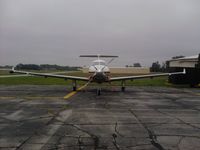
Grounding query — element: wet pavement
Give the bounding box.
[0,85,200,150]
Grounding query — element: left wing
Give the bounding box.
[110,69,186,82]
[10,67,89,81]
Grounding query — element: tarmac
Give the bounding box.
[0,85,200,150]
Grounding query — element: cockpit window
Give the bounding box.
[100,62,105,65]
[93,61,106,66]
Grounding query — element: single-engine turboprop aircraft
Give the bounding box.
[10,55,186,95]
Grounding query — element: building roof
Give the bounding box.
[168,54,199,68]
[169,55,199,62]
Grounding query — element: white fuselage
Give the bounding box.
[88,59,110,83]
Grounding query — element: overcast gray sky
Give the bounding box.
[0,0,200,67]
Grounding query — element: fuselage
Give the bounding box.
[88,59,110,83]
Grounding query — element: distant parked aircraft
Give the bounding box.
[10,55,186,95]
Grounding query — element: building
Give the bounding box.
[168,55,199,68]
[167,54,200,86]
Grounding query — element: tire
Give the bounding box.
[121,87,125,92]
[97,89,101,96]
[73,86,77,91]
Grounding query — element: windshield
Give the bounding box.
[93,61,106,66]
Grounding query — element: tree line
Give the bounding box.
[125,61,168,72]
[11,64,80,71]
[126,55,191,72]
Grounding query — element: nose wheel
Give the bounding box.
[96,87,101,96]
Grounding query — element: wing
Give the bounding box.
[10,67,89,81]
[110,69,186,82]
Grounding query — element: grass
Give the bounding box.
[0,76,71,85]
[0,75,175,87]
[0,70,11,75]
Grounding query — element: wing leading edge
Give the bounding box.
[10,67,89,81]
[110,69,186,82]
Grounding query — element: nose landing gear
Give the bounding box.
[96,87,101,96]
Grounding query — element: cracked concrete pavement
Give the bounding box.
[0,85,200,150]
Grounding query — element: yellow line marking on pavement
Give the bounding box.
[64,84,88,99]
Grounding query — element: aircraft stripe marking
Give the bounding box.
[64,84,87,99]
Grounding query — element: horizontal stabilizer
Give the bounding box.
[80,55,118,58]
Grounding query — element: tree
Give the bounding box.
[150,61,161,72]
[133,63,141,67]
[16,64,41,70]
[160,62,167,72]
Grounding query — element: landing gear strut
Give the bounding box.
[97,87,101,96]
[72,80,77,91]
[121,81,125,92]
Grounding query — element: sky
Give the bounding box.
[0,0,200,67]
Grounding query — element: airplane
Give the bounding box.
[10,55,186,95]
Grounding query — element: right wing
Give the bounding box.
[110,69,186,82]
[10,67,89,81]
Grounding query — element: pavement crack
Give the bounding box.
[126,144,152,149]
[114,122,124,137]
[77,136,84,150]
[15,134,34,150]
[155,134,200,139]
[44,106,71,125]
[112,133,120,150]
[70,124,100,150]
[155,109,200,130]
[18,115,53,122]
[129,109,165,150]
[177,136,184,150]
[167,96,200,112]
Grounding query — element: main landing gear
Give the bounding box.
[96,81,126,96]
[121,81,126,92]
[72,80,77,91]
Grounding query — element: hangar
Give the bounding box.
[167,54,200,86]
